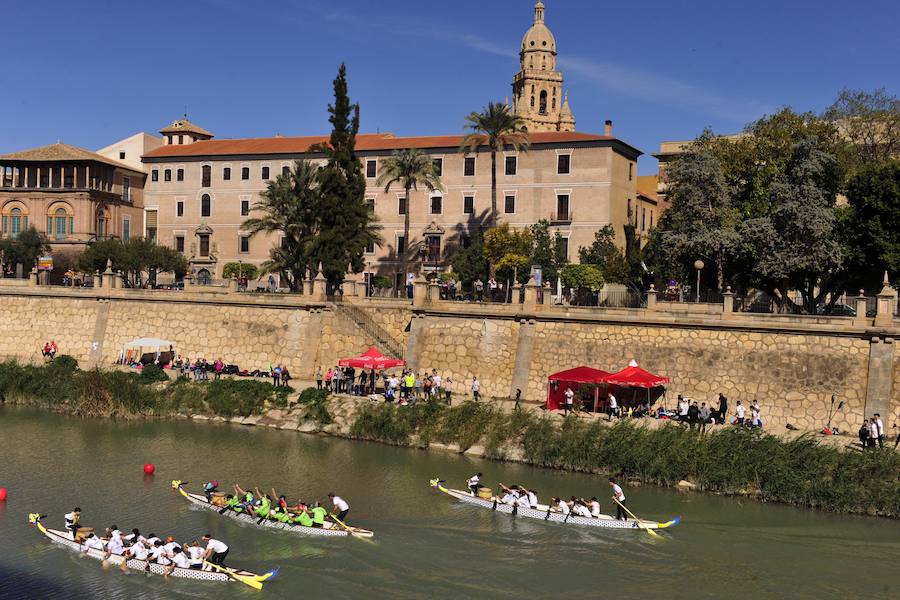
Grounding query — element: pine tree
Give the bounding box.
[314,63,381,286]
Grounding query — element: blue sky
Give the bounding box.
[1,0,897,174]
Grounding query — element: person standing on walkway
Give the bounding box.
[607,392,618,419]
[443,376,453,405]
[472,376,480,401]
[609,478,627,521]
[735,401,746,426]
[698,402,710,433]
[751,400,762,428]
[717,393,728,424]
[868,417,879,449]
[873,414,885,447]
[859,419,870,450]
[316,367,323,390]
[563,387,574,415]
[687,401,700,430]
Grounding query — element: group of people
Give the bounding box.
[270,364,292,387]
[318,365,466,405]
[203,481,351,528]
[674,394,763,430]
[318,365,370,395]
[64,508,230,571]
[40,340,58,362]
[466,474,631,521]
[859,414,890,449]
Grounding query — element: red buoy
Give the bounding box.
[143,463,156,475]
[0,487,7,501]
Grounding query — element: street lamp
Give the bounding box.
[694,260,705,302]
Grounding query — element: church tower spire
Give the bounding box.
[511,2,575,132]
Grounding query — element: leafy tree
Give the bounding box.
[578,225,630,284]
[824,88,900,176]
[529,220,566,284]
[77,238,187,288]
[842,161,900,285]
[741,138,843,311]
[560,263,604,305]
[651,148,739,291]
[376,148,443,285]
[448,228,487,287]
[460,102,529,228]
[243,160,320,291]
[0,226,49,276]
[484,224,533,283]
[313,63,382,287]
[221,262,260,280]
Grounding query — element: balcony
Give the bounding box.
[549,211,572,225]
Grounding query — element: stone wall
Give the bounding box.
[0,286,896,434]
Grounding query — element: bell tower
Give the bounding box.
[512,2,575,132]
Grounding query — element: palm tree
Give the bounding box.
[243,160,320,291]
[460,102,530,228]
[376,148,443,293]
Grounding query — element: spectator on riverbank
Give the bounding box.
[332,367,342,393]
[316,367,323,390]
[358,370,367,396]
[281,366,291,388]
[688,401,700,429]
[214,359,224,380]
[717,393,728,424]
[873,414,885,447]
[563,386,574,415]
[751,400,762,429]
[859,419,870,450]
[699,402,710,433]
[678,395,689,422]
[443,377,453,405]
[472,376,480,401]
[324,367,333,391]
[607,392,618,419]
[735,401,746,425]
[868,418,879,449]
[474,279,484,302]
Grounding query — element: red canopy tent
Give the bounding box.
[338,346,407,370]
[605,364,670,413]
[604,365,671,388]
[546,366,611,411]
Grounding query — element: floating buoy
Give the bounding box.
[143,463,156,475]
[0,487,7,501]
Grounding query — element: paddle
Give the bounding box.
[613,498,660,538]
[203,560,263,590]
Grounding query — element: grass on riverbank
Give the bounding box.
[0,357,291,419]
[349,400,900,517]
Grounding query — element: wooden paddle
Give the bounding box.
[613,498,660,538]
[203,560,263,590]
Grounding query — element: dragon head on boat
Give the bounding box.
[170,480,183,489]
[429,478,440,488]
[28,513,42,526]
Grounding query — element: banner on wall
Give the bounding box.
[37,256,53,271]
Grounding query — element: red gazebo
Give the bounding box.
[338,346,407,370]
[605,363,670,411]
[546,366,611,411]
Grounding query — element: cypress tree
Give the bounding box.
[314,63,380,287]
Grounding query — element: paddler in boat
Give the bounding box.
[609,478,627,520]
[233,484,256,509]
[82,532,105,553]
[251,490,273,520]
[103,525,125,559]
[167,546,192,574]
[550,497,571,517]
[328,492,350,522]
[123,537,150,561]
[467,472,482,495]
[570,497,592,518]
[64,507,81,540]
[223,493,243,513]
[584,496,602,518]
[519,485,539,508]
[310,502,329,527]
[185,540,206,569]
[202,479,219,501]
[292,506,315,527]
[498,484,519,505]
[271,486,310,514]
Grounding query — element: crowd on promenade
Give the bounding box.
[315,365,464,405]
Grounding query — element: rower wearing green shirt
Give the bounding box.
[224,494,243,513]
[254,494,272,519]
[310,502,328,527]
[293,508,314,527]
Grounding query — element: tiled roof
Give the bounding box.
[142,131,638,159]
[160,118,213,137]
[0,142,141,172]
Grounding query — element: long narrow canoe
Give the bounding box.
[430,479,681,531]
[172,481,374,539]
[28,513,277,587]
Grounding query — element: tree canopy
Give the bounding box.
[77,238,187,288]
[0,226,48,276]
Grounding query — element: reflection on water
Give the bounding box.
[0,407,897,599]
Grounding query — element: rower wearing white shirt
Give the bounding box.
[149,541,171,565]
[187,541,206,570]
[169,547,191,570]
[124,528,147,546]
[571,499,591,518]
[554,498,570,515]
[125,540,149,561]
[63,507,81,540]
[499,489,518,505]
[467,472,482,495]
[105,533,124,557]
[588,497,602,518]
[515,493,530,509]
[163,536,181,555]
[82,533,105,552]
[523,488,538,508]
[145,533,161,547]
[202,534,229,567]
[328,493,351,522]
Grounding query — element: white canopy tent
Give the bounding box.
[119,337,176,365]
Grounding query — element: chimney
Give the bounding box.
[604,120,613,136]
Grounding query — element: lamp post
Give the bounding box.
[694,259,704,303]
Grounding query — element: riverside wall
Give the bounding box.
[0,284,897,433]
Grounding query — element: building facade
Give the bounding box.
[141,128,642,284]
[0,143,146,273]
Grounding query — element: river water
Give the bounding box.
[0,407,897,599]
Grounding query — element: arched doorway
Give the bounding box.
[196,269,212,285]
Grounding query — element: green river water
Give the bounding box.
[0,407,897,599]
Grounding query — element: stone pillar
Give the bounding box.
[94,270,103,289]
[312,267,327,302]
[646,284,658,311]
[184,273,194,290]
[722,286,734,318]
[345,276,357,298]
[512,281,522,304]
[227,277,239,293]
[303,276,313,296]
[112,271,123,289]
[853,290,869,328]
[510,318,536,400]
[874,272,897,328]
[405,312,427,372]
[29,267,39,286]
[865,336,895,421]
[523,276,539,310]
[542,282,551,306]
[428,280,441,304]
[412,275,428,308]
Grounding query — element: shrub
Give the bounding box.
[139,364,170,384]
[297,387,329,404]
[52,355,79,372]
